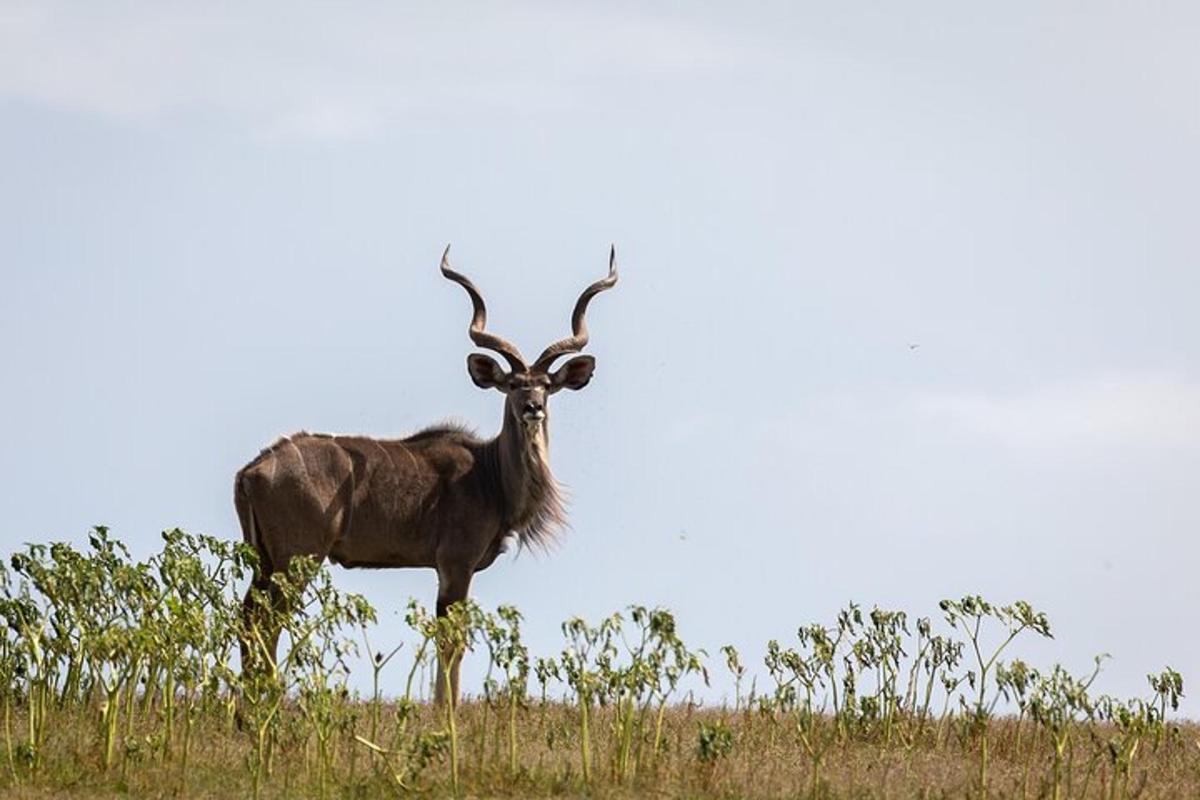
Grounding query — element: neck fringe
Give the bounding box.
[503,424,567,551]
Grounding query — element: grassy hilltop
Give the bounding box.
[0,528,1192,798]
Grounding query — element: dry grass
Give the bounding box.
[1,698,1196,799]
[0,537,1188,798]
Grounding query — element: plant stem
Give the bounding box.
[579,691,592,784]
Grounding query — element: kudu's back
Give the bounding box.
[234,426,502,575]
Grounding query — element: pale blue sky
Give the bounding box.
[2,2,1197,711]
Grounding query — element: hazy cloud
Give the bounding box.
[0,2,774,140]
[915,373,1200,449]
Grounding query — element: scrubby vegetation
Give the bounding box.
[0,528,1192,798]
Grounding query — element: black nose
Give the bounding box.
[523,400,543,414]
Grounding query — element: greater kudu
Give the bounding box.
[235,246,617,703]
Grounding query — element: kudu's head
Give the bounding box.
[440,245,618,432]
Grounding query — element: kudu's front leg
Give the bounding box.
[433,566,473,707]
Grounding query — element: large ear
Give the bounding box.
[549,355,596,392]
[467,354,508,391]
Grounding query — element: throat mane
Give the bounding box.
[500,419,564,550]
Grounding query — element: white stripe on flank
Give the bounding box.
[242,477,259,550]
[248,503,259,549]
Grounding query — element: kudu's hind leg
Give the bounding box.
[240,574,287,676]
[433,567,473,707]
